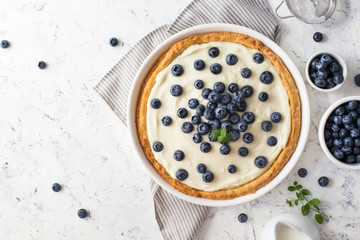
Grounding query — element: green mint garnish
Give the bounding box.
[210,127,231,143]
[285,181,327,224]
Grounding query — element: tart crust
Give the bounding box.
[136,32,301,200]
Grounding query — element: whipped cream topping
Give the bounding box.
[146,41,291,191]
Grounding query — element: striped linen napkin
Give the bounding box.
[95,0,280,239]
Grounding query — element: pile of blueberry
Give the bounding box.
[308,53,344,89]
[324,100,360,163]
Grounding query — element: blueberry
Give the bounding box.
[320,54,333,64]
[193,133,202,143]
[344,123,356,131]
[317,70,328,79]
[333,115,342,125]
[313,32,323,42]
[233,91,245,103]
[198,122,210,135]
[188,98,199,109]
[318,176,329,187]
[314,78,326,88]
[196,104,205,116]
[339,128,349,138]
[243,133,254,144]
[202,171,214,183]
[258,92,268,102]
[348,111,358,120]
[221,120,232,132]
[237,121,248,132]
[260,71,273,84]
[236,101,247,112]
[227,164,237,174]
[191,115,201,125]
[176,169,188,181]
[204,108,215,120]
[194,79,204,89]
[210,63,222,74]
[315,61,327,72]
[214,106,227,120]
[170,84,183,96]
[207,102,217,110]
[333,138,343,148]
[78,209,88,219]
[333,148,345,159]
[241,68,252,78]
[226,54,238,65]
[351,128,360,138]
[341,146,352,155]
[52,183,62,192]
[196,163,207,173]
[174,150,185,161]
[194,59,205,70]
[355,138,360,147]
[326,138,333,148]
[162,116,172,126]
[254,156,267,168]
[348,101,359,111]
[261,121,272,132]
[324,129,331,139]
[208,133,217,142]
[238,213,248,223]
[329,62,340,73]
[209,119,220,129]
[354,147,360,155]
[267,136,278,146]
[153,142,163,152]
[343,137,354,147]
[151,99,161,109]
[332,132,340,139]
[109,37,119,46]
[310,58,320,70]
[357,118,360,127]
[242,112,255,124]
[310,71,318,81]
[298,168,307,178]
[177,108,188,118]
[335,106,345,116]
[182,122,193,134]
[346,154,356,163]
[238,147,249,157]
[229,113,241,124]
[208,91,221,103]
[38,61,47,69]
[229,129,240,142]
[357,155,360,163]
[220,92,232,105]
[253,53,264,64]
[208,47,219,58]
[1,40,10,48]
[171,64,184,76]
[220,144,231,155]
[355,74,360,87]
[226,103,237,114]
[342,115,354,125]
[228,83,239,93]
[333,74,344,85]
[241,85,253,98]
[271,112,282,123]
[213,82,225,93]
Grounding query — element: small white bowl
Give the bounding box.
[305,51,347,92]
[318,96,360,170]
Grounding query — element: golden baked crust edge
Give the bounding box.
[136,32,302,200]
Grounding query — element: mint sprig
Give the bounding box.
[210,127,231,143]
[286,181,327,224]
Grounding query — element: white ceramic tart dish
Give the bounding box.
[128,24,310,207]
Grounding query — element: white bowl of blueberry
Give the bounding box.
[319,96,360,170]
[306,51,347,92]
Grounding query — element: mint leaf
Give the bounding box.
[210,129,221,139]
[286,199,292,207]
[315,213,324,224]
[218,135,224,143]
[301,189,310,196]
[293,181,298,186]
[221,134,232,143]
[288,186,296,192]
[308,198,320,206]
[220,127,227,136]
[295,184,303,190]
[294,199,298,206]
[296,192,304,201]
[301,204,310,216]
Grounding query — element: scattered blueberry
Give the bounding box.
[52,183,62,192]
[220,92,232,105]
[109,37,119,46]
[174,150,185,161]
[191,115,201,125]
[318,176,329,187]
[208,91,221,103]
[38,61,47,69]
[193,133,202,143]
[313,32,323,42]
[210,63,222,74]
[267,136,278,146]
[238,213,248,223]
[213,82,225,93]
[236,101,247,112]
[258,92,268,102]
[242,112,255,124]
[220,144,231,155]
[162,116,172,126]
[208,119,220,130]
[196,163,207,173]
[203,171,214,183]
[202,88,213,99]
[171,64,184,76]
[177,108,188,118]
[226,54,238,65]
[221,120,232,132]
[182,122,193,133]
[196,104,206,116]
[253,53,264,64]
[194,79,204,89]
[229,129,240,142]
[228,83,239,93]
[208,47,219,58]
[271,112,282,123]
[229,113,240,124]
[355,74,360,87]
[151,99,161,109]
[233,91,245,103]
[176,169,188,181]
[298,168,308,178]
[241,85,253,98]
[1,40,9,49]
[243,133,254,144]
[254,156,268,168]
[153,142,163,152]
[204,108,215,120]
[260,71,273,84]
[227,164,237,174]
[200,142,211,153]
[226,103,237,114]
[198,122,210,135]
[78,209,89,219]
[241,68,252,78]
[194,59,205,70]
[261,121,272,132]
[188,98,199,109]
[238,147,249,157]
[170,84,183,96]
[237,121,248,132]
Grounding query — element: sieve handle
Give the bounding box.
[275,0,294,19]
